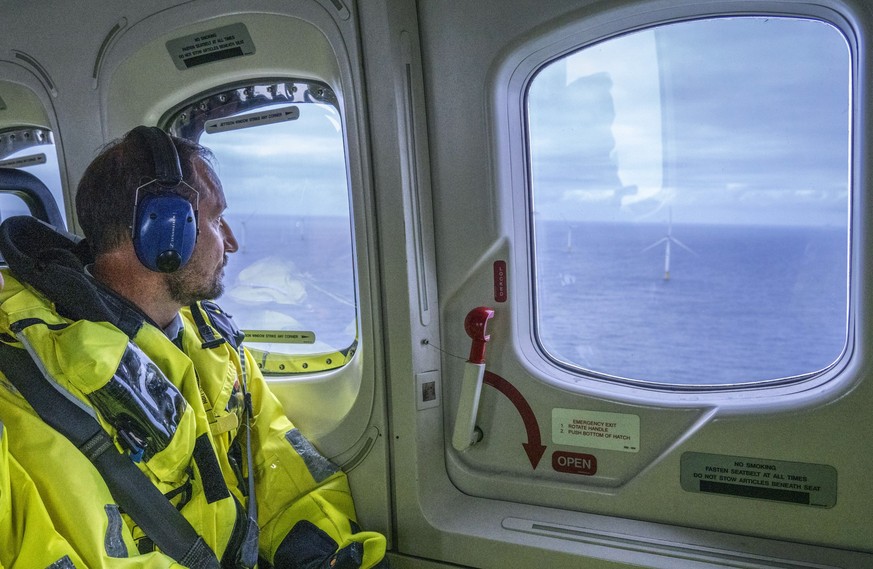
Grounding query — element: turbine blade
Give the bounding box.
[642,237,668,252]
[670,236,696,255]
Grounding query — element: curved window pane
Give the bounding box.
[170,81,356,373]
[528,17,850,386]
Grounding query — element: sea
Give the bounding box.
[219,215,850,386]
[220,214,358,355]
[535,220,849,386]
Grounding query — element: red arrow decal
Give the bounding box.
[483,371,546,469]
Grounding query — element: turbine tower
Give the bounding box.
[642,209,694,280]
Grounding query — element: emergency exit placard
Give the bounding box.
[552,409,639,453]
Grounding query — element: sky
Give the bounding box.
[1,16,852,230]
[200,103,351,222]
[528,16,851,227]
[1,100,349,225]
[199,16,852,229]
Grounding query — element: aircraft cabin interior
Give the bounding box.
[0,0,871,567]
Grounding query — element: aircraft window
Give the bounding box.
[0,127,64,218]
[166,81,356,375]
[0,194,31,221]
[527,17,850,387]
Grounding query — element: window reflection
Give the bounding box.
[528,17,850,386]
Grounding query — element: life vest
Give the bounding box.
[0,216,387,568]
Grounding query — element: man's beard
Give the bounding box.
[166,259,226,306]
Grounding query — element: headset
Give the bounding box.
[130,126,199,273]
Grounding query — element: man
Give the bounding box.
[0,127,387,568]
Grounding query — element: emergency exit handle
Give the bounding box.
[452,307,495,452]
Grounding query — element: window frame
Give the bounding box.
[496,0,864,410]
[161,78,361,377]
[0,126,65,222]
[526,16,852,391]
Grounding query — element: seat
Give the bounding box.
[0,167,65,228]
[0,167,66,265]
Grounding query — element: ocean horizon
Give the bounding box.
[218,214,849,386]
[535,220,849,385]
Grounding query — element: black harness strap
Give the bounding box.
[193,433,231,504]
[190,301,259,569]
[0,342,220,569]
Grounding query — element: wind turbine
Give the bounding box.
[559,214,573,253]
[642,209,694,280]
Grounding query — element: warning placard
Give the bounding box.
[166,23,255,70]
[552,409,639,453]
[241,330,314,344]
[0,153,46,168]
[205,106,299,134]
[681,452,837,508]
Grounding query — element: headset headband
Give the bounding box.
[130,126,183,188]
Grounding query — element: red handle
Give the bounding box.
[465,307,495,364]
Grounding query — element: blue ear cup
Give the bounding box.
[129,126,199,273]
[133,192,197,273]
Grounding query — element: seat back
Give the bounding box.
[0,167,66,266]
[0,167,65,229]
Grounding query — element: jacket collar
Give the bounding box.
[0,215,148,338]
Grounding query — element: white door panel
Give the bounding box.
[381,0,873,567]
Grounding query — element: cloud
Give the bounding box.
[529,16,850,227]
[201,103,351,218]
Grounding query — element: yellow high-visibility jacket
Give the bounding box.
[0,421,87,569]
[0,266,386,568]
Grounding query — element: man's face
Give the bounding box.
[165,159,238,306]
